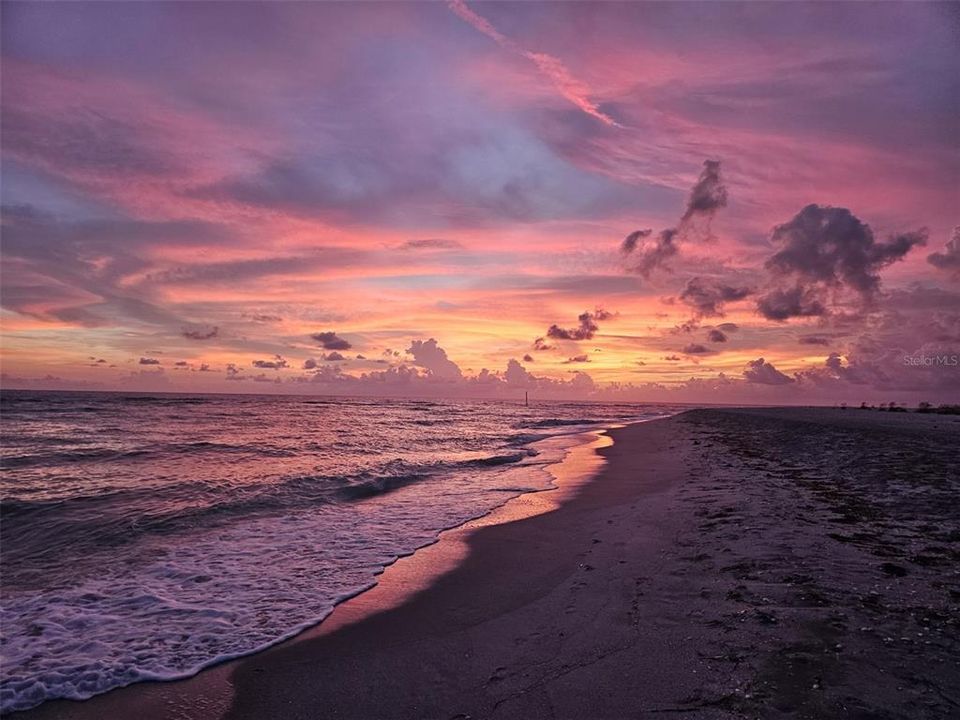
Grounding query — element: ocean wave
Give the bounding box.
[0,448,543,571]
[515,418,602,429]
[1,448,152,469]
[1,441,297,469]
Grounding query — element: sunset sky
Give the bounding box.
[1,1,958,402]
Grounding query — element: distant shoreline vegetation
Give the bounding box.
[850,401,960,415]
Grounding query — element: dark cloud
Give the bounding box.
[669,317,700,335]
[706,329,727,343]
[758,204,926,319]
[323,351,346,361]
[622,160,728,277]
[680,159,728,224]
[303,358,318,370]
[522,353,534,362]
[927,227,960,279]
[795,353,878,389]
[798,335,831,346]
[744,357,794,385]
[533,337,552,351]
[793,291,960,396]
[246,313,283,323]
[181,324,218,340]
[756,285,827,321]
[682,343,711,354]
[563,354,590,363]
[139,357,160,365]
[547,315,597,341]
[679,277,751,317]
[174,360,189,367]
[624,228,679,278]
[663,355,681,361]
[546,309,614,341]
[252,355,288,369]
[355,354,366,360]
[620,228,652,255]
[311,331,351,350]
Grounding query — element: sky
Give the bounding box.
[1,1,958,403]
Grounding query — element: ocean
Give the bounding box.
[0,391,675,712]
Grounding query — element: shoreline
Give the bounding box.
[10,421,630,719]
[14,408,960,719]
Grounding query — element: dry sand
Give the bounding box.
[15,408,960,719]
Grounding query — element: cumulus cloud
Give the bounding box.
[757,204,926,319]
[927,227,960,279]
[796,353,863,387]
[406,338,462,380]
[546,308,614,341]
[533,337,552,351]
[744,357,794,385]
[252,354,288,369]
[797,290,960,396]
[504,358,534,388]
[139,357,160,365]
[311,331,351,350]
[181,324,218,340]
[757,285,827,321]
[679,277,751,318]
[522,353,534,362]
[323,351,346,361]
[706,329,727,343]
[303,358,318,370]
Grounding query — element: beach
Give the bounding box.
[15,407,960,720]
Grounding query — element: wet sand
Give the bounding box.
[16,408,960,719]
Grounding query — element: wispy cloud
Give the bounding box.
[447,0,621,127]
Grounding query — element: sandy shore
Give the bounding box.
[15,408,960,719]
